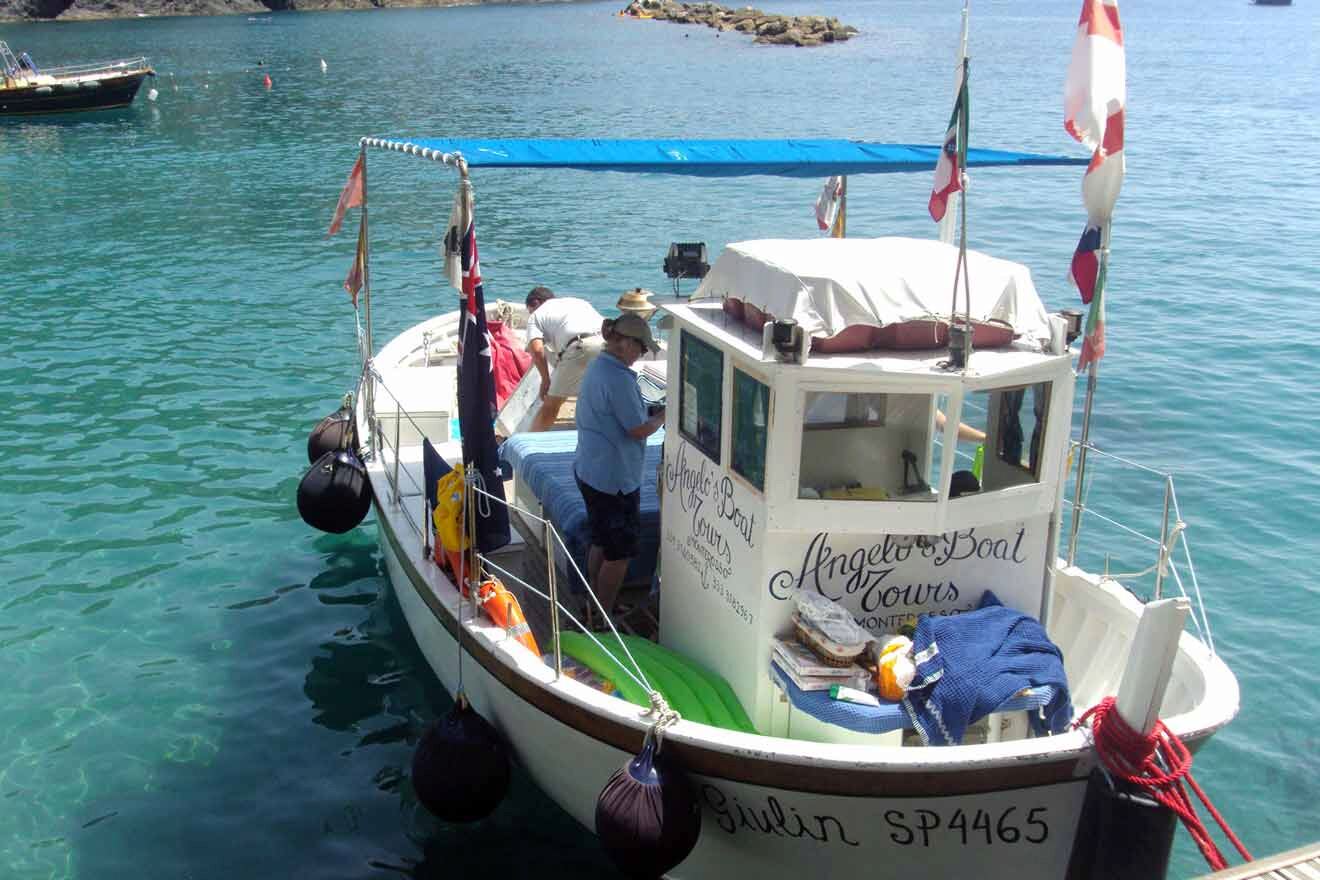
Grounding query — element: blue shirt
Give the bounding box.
[575,351,647,494]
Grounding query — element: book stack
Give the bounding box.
[771,637,870,693]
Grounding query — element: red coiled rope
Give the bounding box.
[1077,697,1252,871]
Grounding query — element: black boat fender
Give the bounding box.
[306,395,359,463]
[411,694,510,822]
[595,724,701,879]
[296,449,371,534]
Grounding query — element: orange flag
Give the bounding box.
[326,154,364,237]
[344,215,366,306]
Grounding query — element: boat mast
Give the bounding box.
[1066,223,1109,564]
[947,55,973,369]
[360,146,373,362]
[939,1,970,247]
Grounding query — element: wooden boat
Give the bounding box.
[1,41,154,117]
[305,135,1239,878]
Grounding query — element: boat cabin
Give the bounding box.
[647,236,1077,739]
[386,228,1083,746]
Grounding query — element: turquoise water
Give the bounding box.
[2,1,1318,876]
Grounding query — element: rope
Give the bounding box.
[641,691,681,752]
[1076,697,1251,871]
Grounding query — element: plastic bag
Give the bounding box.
[795,591,870,650]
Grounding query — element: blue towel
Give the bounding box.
[901,591,1072,746]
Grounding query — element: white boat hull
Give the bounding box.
[359,306,1237,879]
[380,504,1095,878]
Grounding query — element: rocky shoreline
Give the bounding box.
[1,0,535,23]
[619,0,857,47]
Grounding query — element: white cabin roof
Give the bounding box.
[690,236,1053,346]
[662,300,1066,385]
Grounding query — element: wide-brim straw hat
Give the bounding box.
[617,287,656,318]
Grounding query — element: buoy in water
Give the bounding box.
[320,58,327,73]
[595,735,701,879]
[296,449,371,534]
[263,73,272,89]
[307,402,358,463]
[147,87,158,102]
[411,696,510,822]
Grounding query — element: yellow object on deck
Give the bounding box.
[822,486,889,501]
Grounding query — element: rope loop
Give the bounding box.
[1076,697,1251,871]
[641,691,680,752]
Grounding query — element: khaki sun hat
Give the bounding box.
[608,312,660,354]
[616,287,656,319]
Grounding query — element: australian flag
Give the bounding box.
[453,192,511,553]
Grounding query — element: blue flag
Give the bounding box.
[455,199,511,553]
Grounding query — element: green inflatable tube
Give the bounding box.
[558,631,651,709]
[557,632,756,734]
[627,643,713,726]
[619,636,730,729]
[620,635,756,734]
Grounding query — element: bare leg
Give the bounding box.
[585,544,605,628]
[594,557,632,621]
[531,395,566,432]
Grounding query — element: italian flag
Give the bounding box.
[929,75,968,223]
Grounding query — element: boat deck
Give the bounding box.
[482,508,659,652]
[1196,843,1320,879]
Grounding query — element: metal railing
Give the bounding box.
[1063,441,1215,654]
[362,365,661,695]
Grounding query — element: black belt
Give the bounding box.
[557,333,600,361]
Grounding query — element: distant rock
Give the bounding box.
[0,0,550,22]
[619,0,858,46]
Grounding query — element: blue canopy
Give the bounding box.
[360,137,1085,178]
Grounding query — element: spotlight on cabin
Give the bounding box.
[663,242,709,280]
[947,319,973,369]
[1059,309,1084,344]
[772,318,799,357]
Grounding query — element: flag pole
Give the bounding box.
[1066,221,1110,565]
[832,176,847,238]
[947,55,973,370]
[360,144,373,364]
[939,0,970,245]
[358,143,376,461]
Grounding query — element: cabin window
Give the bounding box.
[797,390,938,501]
[679,331,723,463]
[732,369,770,491]
[953,382,1052,496]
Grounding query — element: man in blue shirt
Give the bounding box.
[575,313,665,621]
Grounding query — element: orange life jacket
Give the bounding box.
[477,577,541,657]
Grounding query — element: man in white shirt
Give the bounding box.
[524,286,606,431]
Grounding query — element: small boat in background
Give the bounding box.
[1,41,154,117]
[1251,0,1292,5]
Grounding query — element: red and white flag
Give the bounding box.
[1064,0,1125,367]
[929,76,968,224]
[326,154,364,238]
[814,176,843,233]
[343,215,366,306]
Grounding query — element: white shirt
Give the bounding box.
[525,297,604,353]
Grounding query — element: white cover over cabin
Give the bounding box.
[693,236,1055,345]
